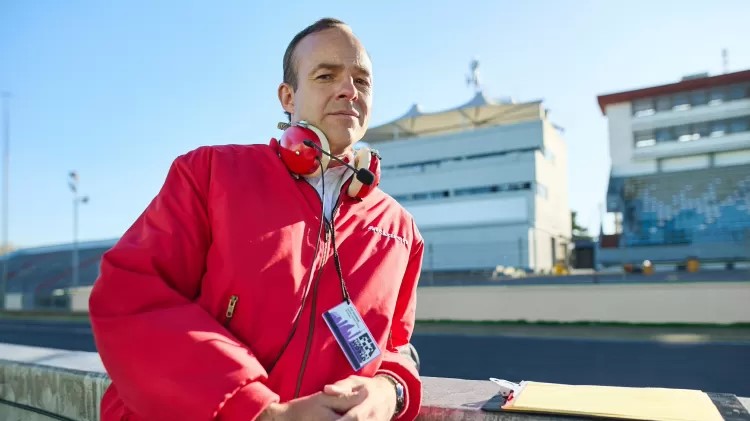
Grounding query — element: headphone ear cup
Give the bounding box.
[347,148,381,199]
[278,123,331,177]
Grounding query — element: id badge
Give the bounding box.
[323,301,381,371]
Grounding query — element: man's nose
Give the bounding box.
[336,76,358,101]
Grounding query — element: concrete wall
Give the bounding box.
[606,102,655,177]
[661,154,711,172]
[532,121,572,270]
[405,196,528,229]
[715,148,750,166]
[529,227,555,272]
[70,286,94,312]
[372,119,558,272]
[374,121,543,168]
[415,282,750,324]
[421,223,531,271]
[537,121,571,240]
[380,152,537,196]
[632,131,750,161]
[0,343,109,421]
[2,344,748,421]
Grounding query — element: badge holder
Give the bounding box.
[323,301,381,371]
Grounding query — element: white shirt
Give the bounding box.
[307,165,353,221]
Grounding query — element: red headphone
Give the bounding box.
[274,121,381,200]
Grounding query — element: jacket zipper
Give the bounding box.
[224,295,238,326]
[293,176,348,397]
[294,225,331,398]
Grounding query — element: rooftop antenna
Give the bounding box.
[466,58,481,93]
[722,48,729,74]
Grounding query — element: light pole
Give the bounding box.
[0,92,10,310]
[68,171,88,288]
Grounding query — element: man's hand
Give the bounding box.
[322,375,397,420]
[258,391,366,421]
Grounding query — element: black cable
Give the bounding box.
[329,225,351,303]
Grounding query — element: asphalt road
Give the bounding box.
[1,319,748,397]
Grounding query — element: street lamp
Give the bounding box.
[0,92,10,310]
[68,171,88,288]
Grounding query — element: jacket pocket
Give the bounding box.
[224,294,239,327]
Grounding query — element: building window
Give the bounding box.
[672,93,690,111]
[632,116,749,147]
[693,122,710,139]
[675,124,692,142]
[710,121,727,137]
[634,130,656,148]
[428,190,450,199]
[455,186,495,196]
[709,88,725,105]
[729,118,749,134]
[632,99,655,117]
[631,84,749,119]
[690,90,708,106]
[452,182,532,197]
[728,83,749,101]
[655,128,672,143]
[656,96,671,112]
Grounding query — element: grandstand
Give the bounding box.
[597,69,750,267]
[617,164,750,246]
[1,239,115,310]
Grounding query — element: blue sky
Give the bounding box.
[1,0,749,249]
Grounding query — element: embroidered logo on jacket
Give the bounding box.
[367,226,408,246]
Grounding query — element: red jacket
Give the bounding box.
[89,142,425,421]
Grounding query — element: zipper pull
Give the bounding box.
[325,224,331,242]
[225,295,238,321]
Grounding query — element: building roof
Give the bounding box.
[596,69,750,115]
[362,91,544,143]
[0,238,118,261]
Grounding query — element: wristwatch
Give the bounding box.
[379,374,405,415]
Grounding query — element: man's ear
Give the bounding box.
[278,83,295,116]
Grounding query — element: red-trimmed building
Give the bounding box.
[596,70,750,266]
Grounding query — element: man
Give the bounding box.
[89,17,424,421]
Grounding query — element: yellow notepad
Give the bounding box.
[502,381,723,421]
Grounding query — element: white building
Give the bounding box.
[597,69,750,265]
[363,91,571,273]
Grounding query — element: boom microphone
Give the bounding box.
[303,139,375,186]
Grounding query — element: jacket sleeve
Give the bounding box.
[376,222,425,421]
[89,147,279,421]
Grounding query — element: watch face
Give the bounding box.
[395,382,405,409]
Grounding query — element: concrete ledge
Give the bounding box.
[416,282,750,324]
[0,344,108,421]
[1,344,748,420]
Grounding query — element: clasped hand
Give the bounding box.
[259,375,397,421]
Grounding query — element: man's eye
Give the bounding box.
[356,78,371,87]
[316,74,333,80]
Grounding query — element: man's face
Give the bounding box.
[279,26,373,155]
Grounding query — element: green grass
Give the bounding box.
[0,310,90,322]
[3,310,748,330]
